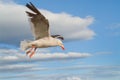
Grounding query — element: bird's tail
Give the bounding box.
[20,40,32,51]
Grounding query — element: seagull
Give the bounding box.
[20,2,65,58]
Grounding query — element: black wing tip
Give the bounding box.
[30,2,34,6]
[29,2,32,4]
[26,2,33,6]
[58,36,64,40]
[25,3,30,7]
[59,37,64,40]
[25,2,40,14]
[26,2,32,5]
[51,35,64,40]
[26,2,33,8]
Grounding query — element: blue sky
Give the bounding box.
[0,0,120,80]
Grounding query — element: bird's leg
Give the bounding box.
[26,45,35,55]
[29,47,37,58]
[26,48,33,55]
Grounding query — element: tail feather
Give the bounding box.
[20,40,31,51]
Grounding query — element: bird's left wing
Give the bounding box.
[26,2,50,40]
[51,35,64,40]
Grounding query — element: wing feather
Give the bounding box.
[51,35,64,40]
[26,2,49,40]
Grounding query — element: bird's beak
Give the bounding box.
[60,45,65,50]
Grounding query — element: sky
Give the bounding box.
[0,0,120,80]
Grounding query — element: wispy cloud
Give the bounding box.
[0,48,119,80]
[0,64,47,73]
[95,51,112,55]
[0,48,92,79]
[0,49,92,65]
[107,23,120,37]
[0,1,95,45]
[108,23,120,30]
[0,48,92,80]
[59,76,82,80]
[0,64,120,80]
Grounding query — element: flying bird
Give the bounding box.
[20,2,65,58]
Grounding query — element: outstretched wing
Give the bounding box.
[26,2,50,40]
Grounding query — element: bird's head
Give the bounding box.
[57,39,65,50]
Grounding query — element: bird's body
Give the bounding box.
[30,37,58,48]
[20,2,65,58]
[22,37,62,50]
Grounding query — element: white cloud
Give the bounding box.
[0,48,92,74]
[0,49,92,65]
[60,76,82,80]
[0,64,39,72]
[95,51,112,55]
[0,1,95,45]
[108,23,120,30]
[107,23,120,37]
[0,48,92,78]
[42,10,95,40]
[0,58,120,80]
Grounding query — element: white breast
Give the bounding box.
[30,37,58,48]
